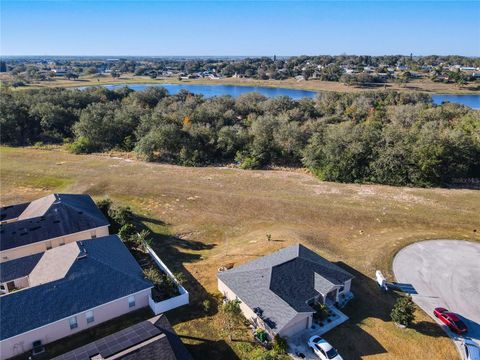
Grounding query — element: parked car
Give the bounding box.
[308,335,343,360]
[463,339,480,360]
[433,307,468,334]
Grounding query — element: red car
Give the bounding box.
[433,307,468,334]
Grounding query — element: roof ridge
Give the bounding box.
[87,256,152,288]
[82,239,152,287]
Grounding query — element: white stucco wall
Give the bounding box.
[0,287,149,360]
[278,313,311,338]
[0,225,109,263]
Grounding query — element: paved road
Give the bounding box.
[393,240,480,358]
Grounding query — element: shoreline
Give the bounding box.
[5,74,480,95]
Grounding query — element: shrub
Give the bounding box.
[236,151,261,169]
[96,198,112,217]
[390,295,415,327]
[111,206,134,227]
[272,334,287,354]
[118,223,137,242]
[66,136,95,154]
[143,267,162,286]
[202,299,211,313]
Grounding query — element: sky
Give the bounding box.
[1,1,479,57]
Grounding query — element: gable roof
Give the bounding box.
[0,202,29,223]
[0,235,152,340]
[217,244,353,333]
[0,194,110,251]
[52,315,192,360]
[0,253,43,283]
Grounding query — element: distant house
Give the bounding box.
[217,244,354,338]
[51,68,67,76]
[0,194,110,262]
[52,315,192,360]
[0,235,153,360]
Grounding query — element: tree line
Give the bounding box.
[1,86,479,187]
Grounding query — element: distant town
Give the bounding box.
[1,55,479,88]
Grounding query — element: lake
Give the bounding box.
[83,84,480,109]
[431,94,480,109]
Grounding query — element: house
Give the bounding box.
[52,315,192,360]
[0,194,109,262]
[0,235,153,360]
[217,244,354,338]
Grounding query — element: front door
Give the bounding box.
[326,289,337,304]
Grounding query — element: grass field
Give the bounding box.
[1,146,479,359]
[2,72,480,94]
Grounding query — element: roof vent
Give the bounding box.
[77,248,88,260]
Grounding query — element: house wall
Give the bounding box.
[337,279,352,300]
[278,313,311,338]
[0,287,149,360]
[218,278,312,339]
[218,278,261,326]
[0,226,109,263]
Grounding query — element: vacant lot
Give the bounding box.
[2,72,479,94]
[1,146,479,359]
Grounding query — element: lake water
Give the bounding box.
[431,94,480,109]
[91,84,317,100]
[83,84,480,109]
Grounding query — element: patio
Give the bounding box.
[287,305,349,359]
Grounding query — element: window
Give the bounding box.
[128,295,135,308]
[69,316,78,330]
[90,230,97,239]
[85,310,94,324]
[338,285,345,293]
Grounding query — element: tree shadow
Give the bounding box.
[412,321,450,337]
[180,336,241,360]
[133,214,220,324]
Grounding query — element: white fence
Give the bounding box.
[146,246,189,315]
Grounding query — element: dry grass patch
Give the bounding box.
[1,146,478,359]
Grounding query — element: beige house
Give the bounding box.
[217,244,354,338]
[0,235,152,360]
[0,194,110,263]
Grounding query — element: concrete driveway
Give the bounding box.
[393,240,480,358]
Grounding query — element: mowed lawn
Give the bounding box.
[1,146,479,360]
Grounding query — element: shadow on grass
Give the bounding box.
[325,262,453,359]
[180,335,241,360]
[134,214,220,323]
[412,321,449,337]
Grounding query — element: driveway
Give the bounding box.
[393,240,480,358]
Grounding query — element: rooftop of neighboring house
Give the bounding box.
[52,315,192,360]
[217,243,354,332]
[0,235,152,341]
[0,194,110,251]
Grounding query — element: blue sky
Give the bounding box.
[1,1,479,56]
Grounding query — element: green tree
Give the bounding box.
[390,295,415,327]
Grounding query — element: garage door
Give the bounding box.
[279,316,309,337]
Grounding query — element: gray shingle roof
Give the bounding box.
[217,244,354,333]
[0,202,29,222]
[0,235,152,340]
[0,253,43,283]
[0,194,110,251]
[52,315,192,360]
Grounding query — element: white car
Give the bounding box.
[308,335,343,360]
[463,339,480,360]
